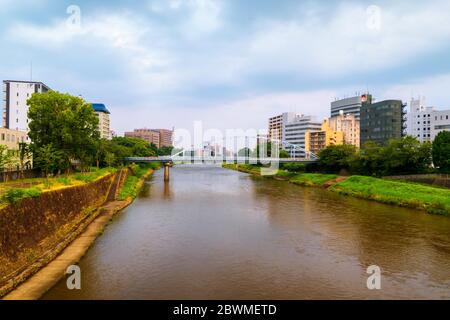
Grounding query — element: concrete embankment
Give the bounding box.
[0,167,157,299]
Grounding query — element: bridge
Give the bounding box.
[125,155,318,182]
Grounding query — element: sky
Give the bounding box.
[1,0,450,137]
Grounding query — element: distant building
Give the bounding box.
[305,119,344,155]
[0,127,28,150]
[329,111,360,148]
[268,112,299,143]
[125,129,160,147]
[283,115,322,157]
[91,103,111,140]
[407,97,450,143]
[2,80,51,131]
[331,93,372,120]
[152,129,173,148]
[360,99,406,146]
[124,128,173,148]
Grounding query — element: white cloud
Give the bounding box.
[111,89,335,136]
[380,73,450,109]
[244,1,450,77]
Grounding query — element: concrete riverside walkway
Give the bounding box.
[3,200,130,300]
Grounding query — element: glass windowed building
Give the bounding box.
[360,100,406,146]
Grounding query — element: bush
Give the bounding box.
[57,177,72,186]
[432,131,450,173]
[281,163,306,173]
[3,188,42,204]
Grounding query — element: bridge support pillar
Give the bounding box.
[164,163,170,182]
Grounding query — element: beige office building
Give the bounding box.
[329,111,360,148]
[0,127,28,150]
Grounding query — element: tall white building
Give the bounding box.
[284,114,322,157]
[2,80,50,131]
[92,103,112,140]
[407,97,450,143]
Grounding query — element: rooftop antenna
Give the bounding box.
[30,60,33,81]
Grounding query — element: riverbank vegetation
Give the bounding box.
[118,163,161,201]
[0,167,117,207]
[317,133,450,176]
[223,163,450,216]
[330,176,450,216]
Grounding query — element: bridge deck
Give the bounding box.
[125,157,318,164]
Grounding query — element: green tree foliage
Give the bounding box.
[27,91,100,171]
[18,142,32,178]
[111,137,157,157]
[158,145,174,156]
[432,131,450,173]
[279,150,290,159]
[34,144,64,178]
[318,145,357,173]
[318,137,432,176]
[0,145,13,173]
[381,136,432,176]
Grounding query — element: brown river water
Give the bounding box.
[43,165,450,299]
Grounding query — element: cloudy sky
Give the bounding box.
[1,0,450,135]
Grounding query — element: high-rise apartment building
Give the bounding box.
[2,80,50,131]
[125,129,160,147]
[305,119,344,155]
[125,128,173,149]
[284,115,322,157]
[331,93,372,120]
[152,129,173,148]
[360,99,406,146]
[268,112,299,143]
[407,97,450,143]
[329,111,360,148]
[92,103,111,140]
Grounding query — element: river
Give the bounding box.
[43,165,450,299]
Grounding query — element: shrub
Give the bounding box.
[281,163,306,173]
[3,188,42,204]
[57,177,72,186]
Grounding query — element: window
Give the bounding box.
[1,134,4,141]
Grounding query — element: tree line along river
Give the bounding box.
[43,165,450,299]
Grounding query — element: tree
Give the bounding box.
[34,144,64,179]
[352,141,384,176]
[0,145,13,176]
[18,142,32,179]
[432,131,450,173]
[238,147,251,157]
[158,145,174,156]
[381,136,432,175]
[111,137,156,157]
[318,145,357,173]
[104,152,116,168]
[279,150,290,159]
[27,91,100,172]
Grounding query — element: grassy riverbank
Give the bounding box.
[118,163,161,201]
[0,167,117,208]
[223,164,450,216]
